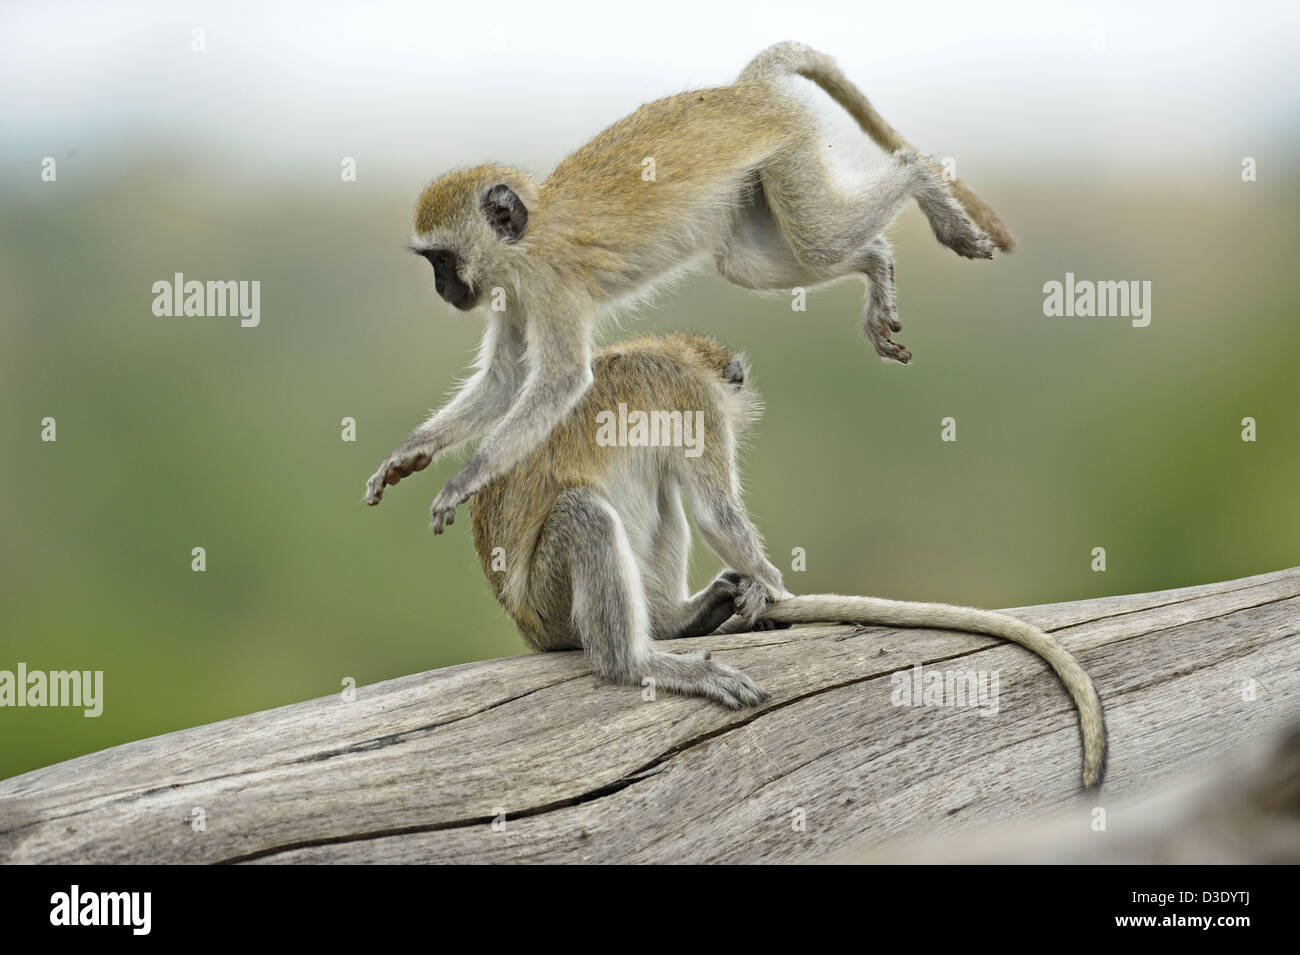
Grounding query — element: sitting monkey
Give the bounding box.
[454,333,1106,791]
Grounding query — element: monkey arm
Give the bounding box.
[685,473,787,621]
[427,309,594,534]
[363,316,521,506]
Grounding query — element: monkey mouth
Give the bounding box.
[439,284,479,311]
[449,286,479,311]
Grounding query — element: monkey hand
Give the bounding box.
[364,447,434,505]
[429,471,477,534]
[733,575,777,625]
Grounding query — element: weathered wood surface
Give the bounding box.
[1,567,1297,864]
[842,717,1300,863]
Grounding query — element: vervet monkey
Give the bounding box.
[463,333,1106,792]
[364,42,1016,535]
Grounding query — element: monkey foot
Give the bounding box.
[933,207,995,260]
[950,230,996,260]
[867,327,912,364]
[648,651,769,709]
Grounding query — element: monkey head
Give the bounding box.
[409,164,537,312]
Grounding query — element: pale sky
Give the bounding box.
[2,0,1297,180]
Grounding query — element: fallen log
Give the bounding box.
[2,567,1296,863]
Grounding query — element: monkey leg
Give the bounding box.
[640,484,701,639]
[642,490,756,640]
[534,488,767,708]
[656,570,793,639]
[859,237,909,363]
[716,201,911,361]
[716,172,846,289]
[757,145,993,267]
[893,150,997,260]
[656,572,743,640]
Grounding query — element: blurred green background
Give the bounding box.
[2,2,1297,779]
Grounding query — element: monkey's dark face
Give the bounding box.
[420,248,480,311]
[410,172,533,313]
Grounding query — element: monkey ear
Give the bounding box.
[481,184,528,243]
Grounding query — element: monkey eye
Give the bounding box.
[422,249,455,271]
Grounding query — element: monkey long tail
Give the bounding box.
[740,42,1017,253]
[759,594,1106,791]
